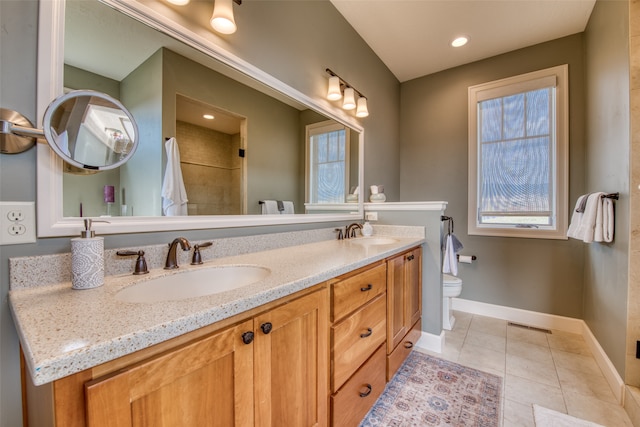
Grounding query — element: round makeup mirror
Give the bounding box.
[1,90,139,171]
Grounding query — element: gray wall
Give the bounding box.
[400,34,587,318]
[583,0,630,376]
[1,2,38,426]
[0,2,400,426]
[121,49,165,216]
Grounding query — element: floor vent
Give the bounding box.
[508,322,552,334]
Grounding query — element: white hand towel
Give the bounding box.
[261,200,279,214]
[601,198,614,242]
[573,192,604,243]
[161,137,188,216]
[442,234,458,276]
[282,201,295,214]
[594,196,605,242]
[567,195,588,239]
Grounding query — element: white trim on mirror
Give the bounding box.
[37,0,364,237]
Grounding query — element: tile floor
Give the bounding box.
[416,311,635,426]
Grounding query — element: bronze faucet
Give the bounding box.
[345,223,363,239]
[164,237,191,269]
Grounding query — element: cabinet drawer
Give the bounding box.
[332,263,386,323]
[387,319,421,381]
[331,344,386,427]
[332,295,386,392]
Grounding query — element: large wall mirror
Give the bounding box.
[37,0,364,237]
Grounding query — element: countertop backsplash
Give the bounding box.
[9,225,424,291]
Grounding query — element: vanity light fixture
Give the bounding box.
[356,97,369,118]
[327,76,342,101]
[325,68,369,118]
[342,88,356,110]
[451,36,469,47]
[210,0,242,35]
[203,114,214,120]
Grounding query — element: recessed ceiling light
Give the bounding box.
[451,36,468,48]
[203,114,215,120]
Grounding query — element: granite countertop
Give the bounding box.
[9,236,424,385]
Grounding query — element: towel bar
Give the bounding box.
[601,193,619,200]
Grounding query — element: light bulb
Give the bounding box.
[327,76,342,101]
[167,0,190,5]
[210,0,237,35]
[342,87,356,110]
[356,97,369,117]
[451,36,468,47]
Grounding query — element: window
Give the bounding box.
[468,65,568,239]
[306,120,350,204]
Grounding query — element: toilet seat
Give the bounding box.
[443,274,462,287]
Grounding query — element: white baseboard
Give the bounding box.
[581,323,626,404]
[624,386,640,426]
[416,330,445,353]
[452,298,584,333]
[451,298,625,404]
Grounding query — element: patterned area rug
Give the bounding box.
[360,351,502,426]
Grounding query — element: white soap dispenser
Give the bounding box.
[362,221,373,237]
[71,219,105,290]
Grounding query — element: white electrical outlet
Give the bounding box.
[365,211,378,221]
[0,202,36,245]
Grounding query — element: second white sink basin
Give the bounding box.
[348,237,398,246]
[116,265,270,303]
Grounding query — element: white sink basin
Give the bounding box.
[115,265,270,303]
[348,237,398,246]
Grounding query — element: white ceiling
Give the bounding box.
[330,0,596,82]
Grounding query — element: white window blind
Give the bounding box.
[478,87,554,223]
[306,121,350,204]
[468,65,569,239]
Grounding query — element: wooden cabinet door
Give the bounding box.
[84,320,254,427]
[406,248,422,329]
[253,289,328,427]
[386,254,408,353]
[387,248,422,353]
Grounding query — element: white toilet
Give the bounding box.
[442,274,463,330]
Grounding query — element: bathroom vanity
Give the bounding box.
[10,233,424,427]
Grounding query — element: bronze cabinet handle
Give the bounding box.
[404,341,414,349]
[260,322,273,334]
[360,284,373,292]
[406,254,415,261]
[360,328,373,338]
[241,331,254,344]
[359,384,372,398]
